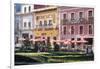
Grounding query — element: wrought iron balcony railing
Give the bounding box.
[78,18,87,23]
[88,16,94,23]
[61,19,68,25]
[61,17,89,24]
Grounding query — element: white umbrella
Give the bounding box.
[71,40,88,43]
[30,38,35,41]
[18,38,25,41]
[77,40,88,43]
[64,40,71,44]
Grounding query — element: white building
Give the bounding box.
[19,4,34,39]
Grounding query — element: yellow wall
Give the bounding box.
[33,8,59,38]
[34,29,59,37]
[35,9,57,25]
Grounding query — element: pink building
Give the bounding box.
[59,7,94,51]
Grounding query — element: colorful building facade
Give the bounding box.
[33,7,59,41]
[19,4,34,39]
[15,4,94,52]
[59,7,94,51]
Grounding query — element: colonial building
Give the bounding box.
[15,4,94,52]
[18,4,34,39]
[33,6,59,42]
[59,7,94,50]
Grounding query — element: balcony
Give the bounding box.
[61,19,68,25]
[78,18,87,23]
[61,18,88,24]
[70,19,77,23]
[34,24,55,31]
[88,16,94,23]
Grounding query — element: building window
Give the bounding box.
[63,14,66,19]
[28,22,31,28]
[79,12,83,18]
[71,38,74,40]
[71,26,74,34]
[24,22,26,27]
[88,11,93,23]
[36,16,39,20]
[77,38,81,41]
[71,13,75,20]
[48,20,52,26]
[63,27,66,35]
[22,33,29,39]
[79,26,83,34]
[29,6,31,12]
[30,35,33,39]
[44,20,47,26]
[24,7,26,13]
[53,37,57,40]
[89,25,92,34]
[88,11,93,17]
[39,21,42,26]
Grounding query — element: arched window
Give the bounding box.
[28,22,31,27]
[71,13,75,20]
[63,14,66,19]
[89,25,92,34]
[79,26,83,34]
[29,6,31,12]
[63,27,66,35]
[88,11,93,17]
[44,20,47,26]
[39,21,42,26]
[24,22,26,27]
[48,20,52,26]
[24,7,26,13]
[79,12,83,18]
[71,26,74,34]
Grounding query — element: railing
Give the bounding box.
[34,24,58,31]
[61,18,88,24]
[70,19,77,23]
[88,16,94,23]
[61,19,68,25]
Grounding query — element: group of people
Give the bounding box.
[33,41,60,52]
[21,39,93,54]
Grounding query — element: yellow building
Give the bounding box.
[33,7,59,41]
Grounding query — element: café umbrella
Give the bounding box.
[64,40,71,44]
[35,38,46,41]
[77,40,88,43]
[18,38,25,41]
[18,38,25,46]
[71,40,88,43]
[53,39,64,43]
[30,38,35,41]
